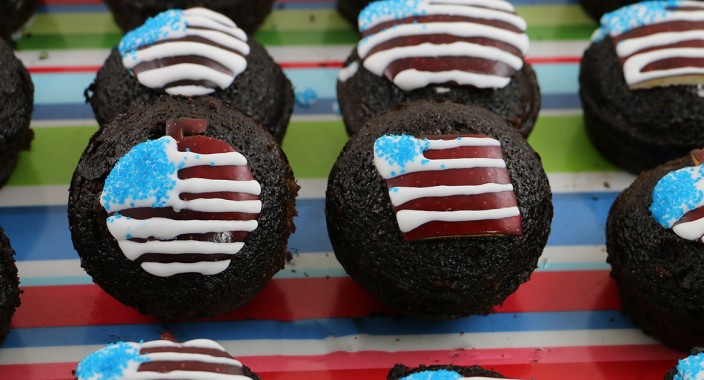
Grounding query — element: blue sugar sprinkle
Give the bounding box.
[440,164,446,169]
[594,0,683,41]
[400,369,464,380]
[75,342,149,380]
[210,162,216,166]
[195,154,201,159]
[186,148,191,152]
[650,164,704,228]
[295,88,319,108]
[359,0,424,32]
[118,9,186,58]
[374,134,430,177]
[674,353,704,380]
[102,137,177,212]
[391,188,400,193]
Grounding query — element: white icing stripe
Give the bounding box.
[184,8,238,29]
[623,47,704,85]
[358,22,529,58]
[117,241,245,261]
[376,157,505,180]
[125,42,247,71]
[106,217,258,240]
[142,339,230,351]
[427,136,501,148]
[337,61,359,82]
[185,14,246,41]
[164,85,218,96]
[396,207,520,232]
[141,261,232,277]
[429,0,515,12]
[363,4,526,32]
[186,28,250,55]
[673,216,704,241]
[136,64,238,93]
[617,30,704,57]
[173,198,261,213]
[145,352,243,366]
[363,41,524,76]
[177,150,248,168]
[388,183,514,206]
[394,69,510,90]
[178,178,261,196]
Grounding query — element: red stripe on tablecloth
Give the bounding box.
[26,57,581,74]
[12,271,619,328]
[0,346,679,380]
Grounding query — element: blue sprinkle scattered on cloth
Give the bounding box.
[295,88,319,108]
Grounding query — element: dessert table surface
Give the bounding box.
[0,1,683,379]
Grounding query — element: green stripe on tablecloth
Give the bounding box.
[7,115,613,187]
[16,6,596,50]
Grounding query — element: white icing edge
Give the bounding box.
[117,240,245,261]
[337,61,359,82]
[396,206,520,232]
[393,69,511,90]
[673,217,704,240]
[616,29,704,57]
[106,218,259,240]
[623,47,704,86]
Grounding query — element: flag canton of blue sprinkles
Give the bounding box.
[593,0,683,41]
[374,134,431,178]
[401,369,464,380]
[118,9,186,58]
[75,342,149,380]
[101,137,177,212]
[675,353,704,380]
[359,0,427,32]
[650,164,704,228]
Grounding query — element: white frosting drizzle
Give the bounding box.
[101,136,262,277]
[388,183,515,206]
[673,217,704,241]
[338,61,359,82]
[120,7,249,96]
[355,0,528,91]
[396,207,520,233]
[623,47,704,85]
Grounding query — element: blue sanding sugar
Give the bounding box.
[400,369,464,380]
[102,137,177,212]
[295,88,319,108]
[650,164,704,228]
[593,0,683,41]
[118,9,186,57]
[674,352,704,380]
[359,0,425,32]
[75,342,148,380]
[374,134,430,177]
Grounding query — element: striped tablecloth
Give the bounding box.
[0,0,684,379]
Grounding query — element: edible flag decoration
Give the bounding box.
[373,134,522,241]
[75,339,255,380]
[118,7,250,96]
[100,118,262,277]
[593,0,704,89]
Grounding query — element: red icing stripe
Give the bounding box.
[613,20,704,43]
[422,145,504,160]
[402,215,523,240]
[642,57,704,72]
[386,56,516,80]
[367,35,523,59]
[393,192,518,211]
[385,168,511,188]
[12,271,620,328]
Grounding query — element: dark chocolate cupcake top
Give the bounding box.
[592,1,704,90]
[118,8,249,96]
[339,0,529,91]
[75,339,259,380]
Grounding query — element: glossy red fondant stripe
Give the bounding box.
[403,215,522,240]
[0,346,679,380]
[385,168,511,188]
[12,271,620,328]
[421,145,504,160]
[394,192,518,212]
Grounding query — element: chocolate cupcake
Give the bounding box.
[580,1,704,174]
[337,0,373,29]
[104,0,273,36]
[388,364,511,380]
[664,347,704,379]
[0,37,33,188]
[75,338,261,380]
[337,0,540,138]
[607,149,704,351]
[86,8,293,143]
[69,96,297,319]
[326,100,552,319]
[0,0,38,40]
[0,227,20,346]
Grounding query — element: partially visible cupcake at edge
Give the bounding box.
[0,0,38,40]
[104,0,274,35]
[664,347,704,379]
[0,227,20,346]
[87,7,293,142]
[580,1,704,173]
[74,337,261,379]
[337,0,540,138]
